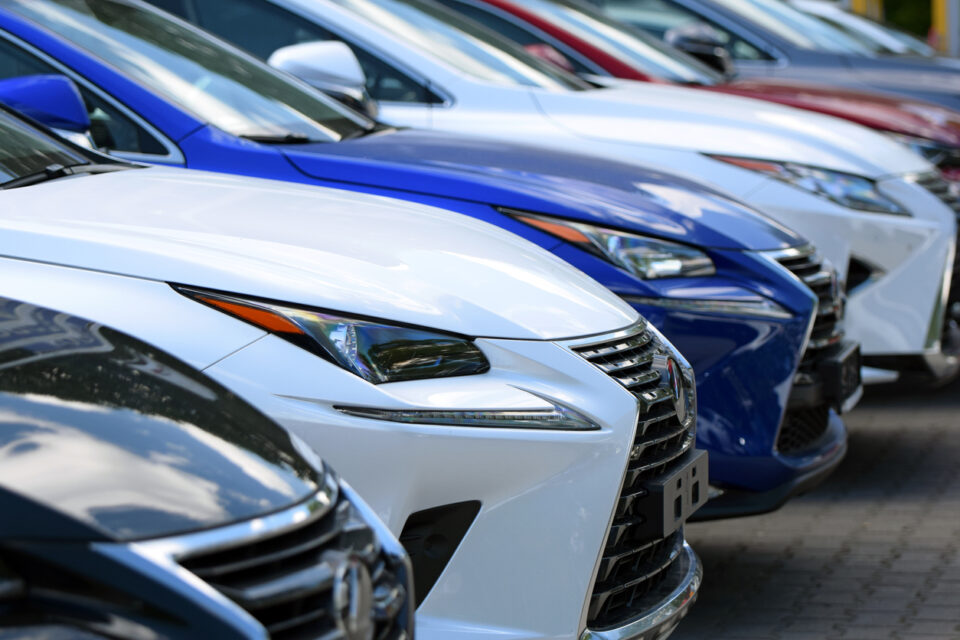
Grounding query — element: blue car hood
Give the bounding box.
[281,129,800,251]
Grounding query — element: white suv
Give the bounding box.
[0,108,706,640]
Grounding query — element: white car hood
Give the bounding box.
[0,167,636,340]
[530,83,933,178]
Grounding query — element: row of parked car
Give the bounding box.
[0,0,957,638]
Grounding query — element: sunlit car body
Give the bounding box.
[0,106,706,640]
[0,0,857,518]
[594,0,960,111]
[0,296,414,639]
[132,0,959,386]
[440,0,960,181]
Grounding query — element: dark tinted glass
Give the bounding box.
[185,0,442,103]
[0,112,86,185]
[0,37,166,153]
[2,0,371,140]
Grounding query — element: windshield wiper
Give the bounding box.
[239,133,317,144]
[340,123,395,141]
[0,163,130,190]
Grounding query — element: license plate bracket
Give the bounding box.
[644,449,709,539]
[819,341,862,413]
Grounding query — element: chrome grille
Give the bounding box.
[572,323,694,630]
[775,246,843,355]
[774,246,844,454]
[917,173,960,344]
[174,490,410,640]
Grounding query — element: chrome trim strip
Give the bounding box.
[561,320,648,350]
[761,244,818,262]
[758,247,820,357]
[623,295,793,320]
[580,543,701,640]
[841,385,864,414]
[133,477,339,561]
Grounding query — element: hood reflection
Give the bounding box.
[0,300,319,540]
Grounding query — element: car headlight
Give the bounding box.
[887,133,959,165]
[710,156,909,215]
[176,287,489,384]
[505,210,715,279]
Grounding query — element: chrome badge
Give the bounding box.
[330,553,375,640]
[653,354,688,425]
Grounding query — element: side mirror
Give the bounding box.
[0,75,93,143]
[664,23,736,78]
[268,40,379,119]
[523,43,577,73]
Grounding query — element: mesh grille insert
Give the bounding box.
[573,324,694,630]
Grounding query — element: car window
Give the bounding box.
[810,14,889,53]
[328,0,590,90]
[598,0,770,60]
[709,0,875,53]
[495,0,722,83]
[0,36,166,154]
[176,0,443,103]
[435,0,597,74]
[0,111,88,184]
[2,0,373,141]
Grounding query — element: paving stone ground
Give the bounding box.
[674,378,960,640]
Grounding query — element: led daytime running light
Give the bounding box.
[335,402,599,430]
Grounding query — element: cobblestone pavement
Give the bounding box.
[674,378,960,640]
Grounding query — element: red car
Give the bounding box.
[435,0,960,180]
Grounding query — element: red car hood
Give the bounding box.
[711,78,960,147]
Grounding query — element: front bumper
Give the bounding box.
[693,410,847,520]
[207,323,703,640]
[745,174,957,369]
[581,543,701,640]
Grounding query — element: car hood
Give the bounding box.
[530,82,933,177]
[282,128,800,251]
[715,78,960,146]
[0,297,322,542]
[0,167,635,341]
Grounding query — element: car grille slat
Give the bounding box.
[773,247,845,453]
[176,495,409,640]
[572,323,694,630]
[916,173,960,349]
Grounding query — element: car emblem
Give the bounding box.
[653,354,687,425]
[330,554,375,640]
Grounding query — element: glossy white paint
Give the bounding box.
[277,0,957,370]
[0,167,683,639]
[0,168,635,340]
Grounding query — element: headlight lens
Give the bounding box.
[506,210,715,279]
[710,156,909,215]
[887,133,959,165]
[176,287,489,384]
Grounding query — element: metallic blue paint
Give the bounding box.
[0,75,89,131]
[0,7,846,513]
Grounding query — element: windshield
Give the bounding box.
[519,0,722,84]
[710,0,876,53]
[0,111,88,186]
[330,0,589,90]
[1,0,372,141]
[881,24,936,57]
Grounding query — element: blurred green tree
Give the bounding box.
[884,0,932,36]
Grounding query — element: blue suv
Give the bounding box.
[0,0,859,517]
